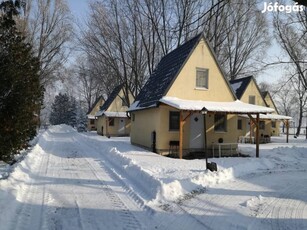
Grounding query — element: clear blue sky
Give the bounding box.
[65,0,284,85]
[67,0,89,20]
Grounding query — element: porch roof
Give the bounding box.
[104,111,127,118]
[95,110,127,118]
[87,115,96,119]
[240,113,292,120]
[159,96,275,114]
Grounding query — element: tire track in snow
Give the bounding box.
[250,175,307,230]
[75,134,156,213]
[177,170,307,230]
[75,143,144,229]
[42,131,146,230]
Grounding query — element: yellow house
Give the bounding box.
[87,97,104,131]
[96,84,133,137]
[230,76,291,141]
[128,34,274,159]
[261,91,281,136]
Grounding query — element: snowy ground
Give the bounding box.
[0,125,306,229]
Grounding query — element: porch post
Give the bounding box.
[203,113,208,168]
[106,118,109,137]
[286,120,289,143]
[256,113,260,158]
[179,111,184,159]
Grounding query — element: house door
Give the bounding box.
[189,113,204,149]
[118,119,125,134]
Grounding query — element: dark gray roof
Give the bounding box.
[229,76,253,99]
[99,84,123,112]
[87,96,103,115]
[261,91,279,113]
[134,34,202,108]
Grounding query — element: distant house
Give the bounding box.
[230,76,291,140]
[87,97,104,131]
[128,33,274,158]
[96,84,133,137]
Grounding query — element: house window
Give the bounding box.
[196,68,209,89]
[169,111,180,131]
[237,119,242,130]
[90,119,95,125]
[249,95,256,105]
[109,118,114,126]
[272,121,276,128]
[259,121,265,130]
[132,113,135,121]
[214,114,227,132]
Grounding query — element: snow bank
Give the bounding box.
[48,124,76,133]
[3,125,307,207]
[79,132,307,205]
[78,131,307,204]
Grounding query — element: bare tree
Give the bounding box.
[74,56,105,112]
[274,10,307,89]
[203,0,270,80]
[80,0,150,106]
[273,9,307,135]
[19,0,73,87]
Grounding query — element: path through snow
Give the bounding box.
[1,125,307,229]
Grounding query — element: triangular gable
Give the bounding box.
[230,76,267,107]
[96,84,125,116]
[133,34,202,109]
[87,96,104,116]
[165,36,236,102]
[229,76,253,99]
[261,91,279,114]
[130,33,238,111]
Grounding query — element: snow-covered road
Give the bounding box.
[179,171,307,229]
[0,127,156,229]
[1,125,307,230]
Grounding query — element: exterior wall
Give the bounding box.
[87,98,104,131]
[130,108,161,151]
[263,94,278,113]
[87,118,96,131]
[263,94,280,136]
[96,88,133,136]
[239,80,280,137]
[206,114,240,146]
[166,38,235,102]
[131,105,242,156]
[240,80,266,106]
[96,116,106,135]
[96,116,130,136]
[107,89,133,113]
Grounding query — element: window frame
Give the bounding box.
[259,121,265,130]
[108,117,115,126]
[214,114,227,132]
[169,111,180,131]
[237,118,243,130]
[195,68,209,89]
[249,95,256,105]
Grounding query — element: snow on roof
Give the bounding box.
[87,115,96,119]
[159,96,275,114]
[95,110,105,117]
[104,112,127,118]
[127,100,156,112]
[95,110,127,118]
[240,114,292,120]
